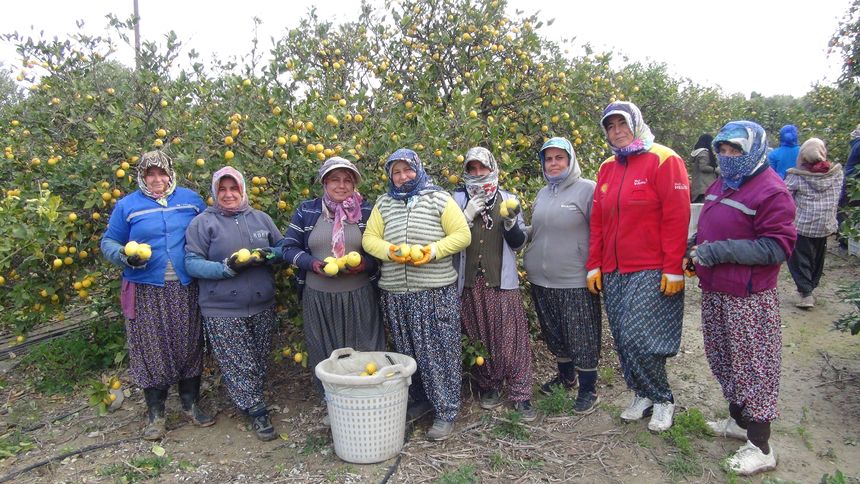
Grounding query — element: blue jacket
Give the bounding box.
[101,188,207,286]
[767,125,800,179]
[841,137,860,205]
[276,198,378,293]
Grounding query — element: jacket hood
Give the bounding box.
[779,125,799,147]
[786,163,843,192]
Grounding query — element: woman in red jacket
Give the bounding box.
[586,101,690,433]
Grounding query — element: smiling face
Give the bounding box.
[390,160,417,188]
[542,147,570,178]
[604,114,635,149]
[144,166,170,197]
[465,160,492,176]
[323,168,356,203]
[217,176,243,210]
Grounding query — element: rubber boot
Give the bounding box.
[142,387,167,440]
[178,376,215,427]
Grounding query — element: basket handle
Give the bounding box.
[329,347,357,360]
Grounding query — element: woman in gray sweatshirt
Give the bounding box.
[523,137,602,415]
[185,166,283,442]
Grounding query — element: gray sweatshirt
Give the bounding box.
[523,173,596,288]
[185,207,283,317]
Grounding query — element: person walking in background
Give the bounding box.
[688,120,796,476]
[362,148,471,441]
[453,147,535,420]
[785,139,843,308]
[185,166,283,441]
[690,134,720,203]
[767,124,800,179]
[523,137,603,415]
[101,151,213,440]
[837,123,860,249]
[586,101,690,433]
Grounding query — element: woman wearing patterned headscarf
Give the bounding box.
[586,102,690,433]
[101,151,211,440]
[452,147,534,420]
[362,148,471,441]
[687,121,796,476]
[784,139,843,309]
[522,137,602,415]
[278,157,383,399]
[184,166,284,441]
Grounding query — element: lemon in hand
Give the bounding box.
[234,248,251,263]
[345,251,361,267]
[410,244,424,261]
[136,244,152,260]
[124,241,140,256]
[398,243,411,258]
[323,262,339,276]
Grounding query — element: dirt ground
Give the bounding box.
[1,243,858,483]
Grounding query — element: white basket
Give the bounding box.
[315,348,417,464]
[689,203,703,238]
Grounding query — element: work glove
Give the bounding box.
[250,247,278,266]
[462,197,487,224]
[682,257,696,278]
[660,273,685,296]
[408,244,436,266]
[388,244,409,264]
[501,200,521,230]
[586,268,602,295]
[225,253,252,273]
[124,254,146,268]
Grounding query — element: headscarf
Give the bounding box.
[712,121,768,191]
[318,157,364,258]
[137,150,177,206]
[462,146,500,230]
[211,166,250,216]
[385,148,441,201]
[539,137,580,195]
[694,134,717,168]
[850,123,860,141]
[600,101,655,160]
[796,138,832,173]
[778,125,799,148]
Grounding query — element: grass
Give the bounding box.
[492,410,529,441]
[21,319,126,394]
[796,426,814,451]
[436,464,477,484]
[0,431,34,460]
[98,455,171,482]
[535,384,572,415]
[299,434,330,455]
[657,408,710,479]
[598,366,616,385]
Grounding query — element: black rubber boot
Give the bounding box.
[142,387,167,440]
[178,376,215,427]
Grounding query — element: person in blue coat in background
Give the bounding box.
[837,123,860,249]
[767,124,800,179]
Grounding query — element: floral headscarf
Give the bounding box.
[600,101,655,160]
[318,157,364,258]
[137,151,177,206]
[462,146,500,229]
[539,137,580,195]
[796,138,832,173]
[385,148,440,201]
[211,166,250,216]
[712,121,768,191]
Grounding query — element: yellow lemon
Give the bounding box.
[293,352,304,363]
[52,259,64,269]
[500,204,509,218]
[410,245,424,261]
[235,248,251,263]
[360,371,369,377]
[111,380,121,390]
[345,251,361,267]
[365,362,377,375]
[398,243,411,257]
[324,256,337,264]
[323,262,339,276]
[506,199,519,210]
[124,241,140,256]
[336,257,347,270]
[475,356,485,366]
[136,244,152,260]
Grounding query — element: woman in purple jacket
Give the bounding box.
[687,121,796,476]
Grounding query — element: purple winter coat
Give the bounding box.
[695,168,797,297]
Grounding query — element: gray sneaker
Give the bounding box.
[480,389,503,410]
[426,419,454,441]
[512,400,537,422]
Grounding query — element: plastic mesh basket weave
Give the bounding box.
[315,348,417,464]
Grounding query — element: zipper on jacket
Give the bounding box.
[614,163,628,271]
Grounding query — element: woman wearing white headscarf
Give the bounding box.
[586,102,690,432]
[453,147,534,420]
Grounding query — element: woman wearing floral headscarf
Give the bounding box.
[687,121,796,476]
[101,151,211,440]
[278,157,383,396]
[522,137,602,415]
[586,102,690,432]
[452,147,535,420]
[185,166,284,441]
[784,139,843,309]
[362,148,471,441]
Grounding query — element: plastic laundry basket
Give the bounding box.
[315,348,417,464]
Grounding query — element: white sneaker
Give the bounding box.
[707,418,746,440]
[795,293,814,309]
[647,402,675,432]
[727,440,777,476]
[620,395,653,421]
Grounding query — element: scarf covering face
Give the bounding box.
[385,148,440,201]
[539,137,580,194]
[797,138,832,173]
[850,123,860,141]
[319,161,364,258]
[462,146,500,230]
[712,121,768,191]
[600,101,655,159]
[137,151,177,206]
[211,166,250,216]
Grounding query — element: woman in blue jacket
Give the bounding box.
[185,166,284,441]
[101,151,213,440]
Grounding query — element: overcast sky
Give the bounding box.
[0,0,850,97]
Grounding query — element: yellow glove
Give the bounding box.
[682,257,696,278]
[408,245,435,266]
[660,273,685,296]
[586,269,602,295]
[388,245,408,264]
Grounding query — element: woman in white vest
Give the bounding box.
[362,148,471,441]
